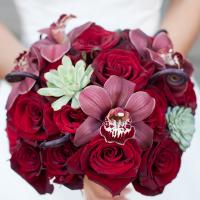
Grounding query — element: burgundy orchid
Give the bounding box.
[129,29,193,89]
[129,29,193,74]
[6,52,39,110]
[38,14,92,63]
[74,75,155,149]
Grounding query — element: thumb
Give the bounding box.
[83,176,131,200]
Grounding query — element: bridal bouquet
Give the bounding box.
[5,14,197,196]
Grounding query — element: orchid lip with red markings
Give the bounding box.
[74,75,155,149]
[100,107,135,145]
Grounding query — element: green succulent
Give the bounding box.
[38,55,93,111]
[166,106,195,151]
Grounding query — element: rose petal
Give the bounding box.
[134,121,154,150]
[104,75,135,107]
[73,117,101,146]
[79,85,112,120]
[41,42,71,63]
[125,91,155,122]
[152,32,173,51]
[129,29,151,57]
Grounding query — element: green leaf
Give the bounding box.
[75,60,86,83]
[71,92,80,109]
[37,88,65,97]
[45,72,64,88]
[52,95,72,111]
[62,56,72,66]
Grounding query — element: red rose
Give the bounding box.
[115,30,136,51]
[54,105,87,134]
[92,49,152,90]
[72,23,120,52]
[8,91,58,141]
[133,138,182,196]
[144,87,168,140]
[6,122,19,154]
[11,141,53,194]
[156,80,197,112]
[67,137,141,196]
[43,140,83,189]
[43,103,59,135]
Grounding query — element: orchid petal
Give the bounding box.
[41,42,70,63]
[134,121,154,150]
[74,117,101,146]
[153,32,173,51]
[38,28,51,37]
[146,49,165,68]
[6,78,36,110]
[125,91,155,122]
[104,75,135,107]
[129,29,151,56]
[67,22,93,42]
[79,85,112,120]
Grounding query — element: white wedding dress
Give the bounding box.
[0,0,200,200]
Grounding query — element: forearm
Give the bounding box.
[161,0,200,55]
[0,23,24,79]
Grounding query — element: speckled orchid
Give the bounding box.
[129,29,193,74]
[37,56,93,111]
[129,29,193,89]
[6,51,39,110]
[166,106,195,151]
[74,75,156,149]
[38,14,92,63]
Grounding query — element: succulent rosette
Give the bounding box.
[5,14,197,197]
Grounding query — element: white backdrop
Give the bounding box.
[0,80,200,200]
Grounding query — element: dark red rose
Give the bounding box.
[133,138,182,196]
[43,140,83,189]
[156,79,197,113]
[7,91,58,141]
[6,122,19,154]
[92,49,152,90]
[67,136,141,196]
[11,141,53,194]
[72,23,120,52]
[40,59,61,84]
[144,87,168,140]
[43,103,59,135]
[115,30,136,51]
[54,105,87,134]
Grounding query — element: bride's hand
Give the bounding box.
[83,176,131,200]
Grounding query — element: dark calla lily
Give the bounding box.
[39,134,70,148]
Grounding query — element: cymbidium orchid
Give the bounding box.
[6,51,39,110]
[129,29,192,91]
[74,75,155,149]
[38,14,92,63]
[129,29,193,75]
[38,56,93,111]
